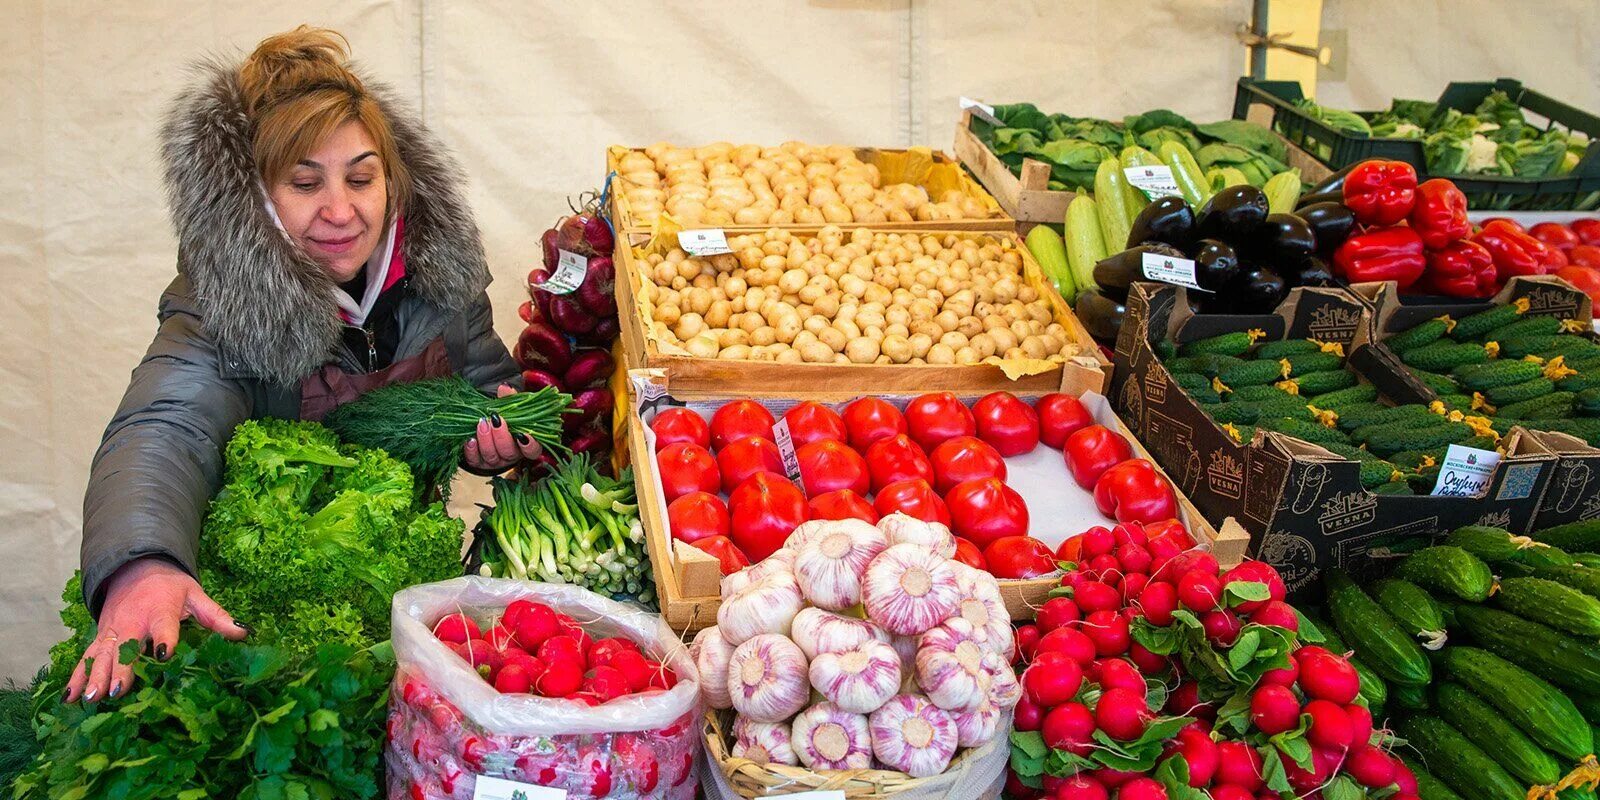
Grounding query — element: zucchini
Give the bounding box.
[1495,577,1600,637]
[1325,569,1432,686]
[1452,604,1600,693]
[1181,330,1265,358]
[1454,359,1544,390]
[1453,302,1528,341]
[1026,224,1075,301]
[1158,141,1212,208]
[1263,169,1302,213]
[1538,520,1600,553]
[1434,682,1564,785]
[1396,754,1466,800]
[1440,646,1594,761]
[1387,316,1454,353]
[1094,158,1136,254]
[1064,195,1108,293]
[1371,578,1448,649]
[1446,524,1576,569]
[1118,147,1160,211]
[1402,342,1490,372]
[1256,338,1321,360]
[1304,613,1389,710]
[1394,715,1524,800]
[1394,546,1495,602]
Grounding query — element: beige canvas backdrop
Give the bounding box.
[3,0,1598,682]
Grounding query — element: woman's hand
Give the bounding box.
[462,385,543,473]
[64,557,248,703]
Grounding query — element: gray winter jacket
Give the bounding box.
[80,59,519,614]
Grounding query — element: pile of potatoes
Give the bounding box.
[639,226,1079,366]
[615,142,992,228]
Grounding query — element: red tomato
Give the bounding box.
[1557,266,1600,303]
[1573,219,1600,246]
[666,491,729,543]
[716,436,783,493]
[952,537,987,570]
[841,397,907,450]
[797,439,871,496]
[1094,460,1178,524]
[945,477,1030,546]
[1570,245,1600,268]
[904,392,977,450]
[1532,222,1581,251]
[873,478,951,526]
[688,535,750,575]
[807,489,879,523]
[655,443,720,503]
[782,402,847,448]
[1063,426,1133,489]
[865,434,934,492]
[650,408,709,451]
[1036,393,1095,449]
[983,536,1057,579]
[929,436,1007,493]
[1143,519,1194,550]
[972,392,1042,456]
[728,472,808,561]
[710,400,775,450]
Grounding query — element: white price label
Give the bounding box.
[960,96,1001,125]
[772,418,805,490]
[543,250,588,295]
[1430,444,1502,498]
[1141,252,1209,292]
[1124,165,1181,200]
[472,775,567,800]
[678,228,732,256]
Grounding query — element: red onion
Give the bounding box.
[514,321,572,375]
[569,388,615,427]
[517,300,537,324]
[564,348,614,390]
[590,316,621,343]
[547,295,597,336]
[521,368,565,392]
[528,267,554,318]
[569,425,611,455]
[557,215,588,252]
[584,214,615,254]
[540,228,559,269]
[576,255,617,317]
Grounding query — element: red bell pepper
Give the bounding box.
[1531,222,1580,251]
[1570,245,1600,269]
[1571,219,1600,246]
[1419,239,1497,298]
[1557,266,1600,304]
[1408,179,1471,249]
[1342,160,1418,226]
[1474,219,1565,278]
[1332,226,1426,289]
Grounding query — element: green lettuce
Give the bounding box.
[1196,119,1289,162]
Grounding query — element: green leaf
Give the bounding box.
[1144,679,1169,714]
[1132,618,1182,656]
[1130,716,1196,751]
[1044,748,1098,777]
[1261,746,1294,794]
[1295,609,1326,643]
[1170,609,1204,629]
[1272,722,1315,771]
[1224,580,1271,606]
[1325,775,1366,800]
[1228,628,1262,670]
[1011,730,1048,760]
[78,753,110,774]
[1216,689,1253,735]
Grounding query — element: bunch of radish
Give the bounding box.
[518,202,620,461]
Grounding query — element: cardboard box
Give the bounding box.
[627,368,1249,632]
[1530,430,1600,528]
[1112,281,1558,596]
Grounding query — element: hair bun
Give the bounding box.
[239,25,364,116]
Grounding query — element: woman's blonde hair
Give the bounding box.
[238,26,412,216]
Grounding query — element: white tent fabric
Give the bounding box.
[3,0,1598,681]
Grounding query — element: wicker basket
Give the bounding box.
[701,710,1007,799]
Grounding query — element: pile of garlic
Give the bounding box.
[692,513,1019,779]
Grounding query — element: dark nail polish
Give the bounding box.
[62,688,71,703]
[155,643,168,661]
[142,636,152,655]
[110,681,123,699]
[490,413,504,428]
[514,432,530,446]
[237,623,253,636]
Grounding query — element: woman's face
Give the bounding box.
[269,120,388,282]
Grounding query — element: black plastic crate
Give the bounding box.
[1233,77,1600,210]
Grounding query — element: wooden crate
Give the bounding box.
[615,226,1111,397]
[952,109,1078,227]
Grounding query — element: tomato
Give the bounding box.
[728,472,808,561]
[983,536,1057,579]
[904,392,977,450]
[650,408,709,451]
[710,400,775,450]
[1570,245,1600,268]
[865,434,934,492]
[1035,393,1095,449]
[873,478,951,526]
[841,397,907,450]
[689,535,748,575]
[666,491,729,543]
[1063,425,1133,489]
[807,489,878,523]
[1573,219,1600,246]
[716,436,783,493]
[945,477,1029,546]
[655,443,720,503]
[1094,459,1178,524]
[1532,222,1580,251]
[928,435,1007,493]
[797,439,871,496]
[1558,265,1600,303]
[952,537,987,570]
[781,401,847,448]
[1143,519,1194,550]
[972,392,1041,456]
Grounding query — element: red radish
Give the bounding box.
[1121,573,1150,604]
[1074,580,1122,613]
[1083,610,1131,656]
[1293,645,1332,663]
[608,650,656,693]
[587,637,640,667]
[1297,649,1361,704]
[1037,597,1081,633]
[1037,627,1097,667]
[556,618,593,654]
[1248,600,1299,631]
[1159,551,1219,582]
[1304,699,1355,750]
[434,613,481,644]
[1346,703,1374,749]
[1110,522,1148,547]
[564,348,615,390]
[1345,744,1396,788]
[585,665,630,702]
[1176,728,1219,787]
[1178,570,1223,611]
[485,624,518,649]
[1023,651,1085,706]
[1096,658,1147,694]
[1081,526,1116,556]
[1055,774,1109,800]
[1261,659,1299,686]
[1005,773,1044,800]
[1117,544,1153,575]
[1249,684,1301,735]
[1291,745,1343,792]
[1146,534,1185,561]
[1219,562,1287,612]
[1393,765,1418,794]
[1043,702,1097,755]
[513,603,561,649]
[1013,695,1043,731]
[1092,768,1140,788]
[536,658,583,697]
[1214,741,1264,790]
[538,635,583,667]
[1210,786,1254,800]
[1128,642,1167,675]
[1088,554,1122,576]
[1094,687,1153,740]
[1166,681,1211,719]
[1202,610,1243,647]
[1116,776,1167,800]
[1136,581,1179,625]
[1014,624,1042,664]
[494,662,533,693]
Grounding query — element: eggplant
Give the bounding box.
[1126,196,1196,250]
[1243,213,1317,263]
[1297,202,1357,253]
[1196,185,1270,243]
[1074,286,1127,343]
[1287,256,1336,288]
[1306,162,1361,197]
[1191,239,1241,293]
[1227,266,1289,314]
[1295,190,1344,209]
[1093,243,1186,300]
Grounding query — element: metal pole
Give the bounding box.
[1250,0,1270,79]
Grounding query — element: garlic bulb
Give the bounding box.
[862,543,960,636]
[809,639,902,713]
[791,607,889,660]
[732,716,800,766]
[791,702,873,770]
[984,651,1022,710]
[692,626,736,709]
[869,694,959,778]
[877,513,957,558]
[794,520,888,610]
[722,547,796,596]
[727,634,810,723]
[785,519,833,553]
[950,563,1013,657]
[953,701,1003,748]
[890,634,919,676]
[718,569,804,646]
[914,619,991,713]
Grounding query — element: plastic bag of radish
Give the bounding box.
[386,577,700,800]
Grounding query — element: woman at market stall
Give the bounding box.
[64,26,539,703]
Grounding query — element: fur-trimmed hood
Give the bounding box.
[160,57,489,384]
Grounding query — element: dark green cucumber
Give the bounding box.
[1402,341,1490,372]
[1255,338,1322,360]
[1258,416,1350,446]
[1306,383,1379,411]
[1452,303,1526,340]
[1166,353,1244,377]
[1495,576,1600,637]
[1410,369,1464,396]
[1536,519,1600,552]
[1452,603,1600,693]
[1180,330,1264,357]
[1390,681,1430,710]
[1291,369,1358,396]
[1371,578,1448,648]
[1388,317,1455,352]
[1484,313,1563,342]
[1498,390,1576,419]
[1218,358,1288,387]
[1325,569,1432,687]
[1279,350,1345,376]
[1397,753,1466,800]
[1228,383,1292,402]
[1335,403,1438,431]
[1434,681,1564,785]
[1394,546,1495,602]
[1173,372,1223,403]
[1439,646,1594,761]
[1394,715,1525,800]
[1485,376,1556,406]
[1303,613,1388,709]
[1446,524,1576,569]
[1499,562,1600,600]
[1454,359,1544,390]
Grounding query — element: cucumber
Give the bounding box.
[1363,422,1476,458]
[1387,317,1455,352]
[1409,369,1462,397]
[1539,519,1600,552]
[1199,402,1259,425]
[1303,613,1388,709]
[1454,359,1544,390]
[1371,578,1448,649]
[1498,390,1576,419]
[1026,224,1076,301]
[1394,715,1525,800]
[1305,383,1378,411]
[1580,387,1600,415]
[1173,373,1223,404]
[1181,330,1265,358]
[1335,403,1438,431]
[1402,342,1490,372]
[1325,569,1432,687]
[1280,351,1344,376]
[1256,338,1321,360]
[1219,358,1289,387]
[1578,552,1600,568]
[1397,754,1466,800]
[1485,376,1556,406]
[1484,313,1562,342]
[1500,562,1600,600]
[1228,383,1293,402]
[1166,353,1244,378]
[1258,416,1350,446]
[1452,302,1528,341]
[1447,524,1575,569]
[1573,692,1600,727]
[1390,681,1430,710]
[1452,604,1600,693]
[1434,682,1564,785]
[1290,369,1358,396]
[1063,194,1108,293]
[1495,576,1600,637]
[1394,546,1495,602]
[1440,646,1594,761]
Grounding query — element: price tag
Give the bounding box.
[542,250,588,295]
[1140,252,1209,292]
[678,228,732,256]
[472,775,567,800]
[959,96,1001,125]
[1431,444,1502,498]
[772,418,805,490]
[1124,165,1181,200]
